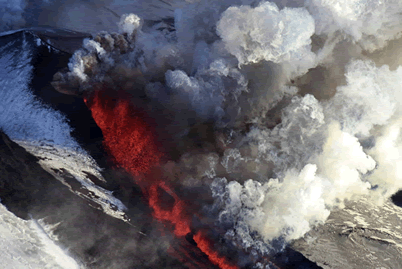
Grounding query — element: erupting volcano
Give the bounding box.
[3,0,402,267]
[85,90,238,269]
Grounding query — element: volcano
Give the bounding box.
[0,27,317,269]
[2,1,402,268]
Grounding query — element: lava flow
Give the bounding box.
[84,90,238,269]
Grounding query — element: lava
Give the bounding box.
[84,90,238,269]
[194,231,238,269]
[84,90,162,176]
[148,181,191,237]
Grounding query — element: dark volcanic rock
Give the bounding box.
[0,130,54,219]
[0,130,192,269]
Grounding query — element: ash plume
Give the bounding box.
[48,0,402,267]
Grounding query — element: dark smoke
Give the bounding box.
[2,0,402,268]
[50,0,402,264]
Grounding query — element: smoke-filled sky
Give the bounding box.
[2,0,402,268]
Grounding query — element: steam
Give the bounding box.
[327,60,402,136]
[217,1,316,76]
[50,0,402,263]
[305,0,402,51]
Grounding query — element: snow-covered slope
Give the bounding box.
[0,203,81,269]
[0,29,128,223]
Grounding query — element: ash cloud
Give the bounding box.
[50,0,402,265]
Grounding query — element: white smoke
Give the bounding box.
[51,0,402,260]
[369,119,402,203]
[305,0,402,51]
[217,1,316,77]
[118,13,142,38]
[326,60,402,136]
[211,95,376,250]
[212,59,402,249]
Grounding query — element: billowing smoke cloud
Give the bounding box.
[217,1,316,77]
[306,0,402,51]
[50,0,402,265]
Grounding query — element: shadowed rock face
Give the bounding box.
[0,130,188,269]
[0,129,321,268]
[0,130,54,219]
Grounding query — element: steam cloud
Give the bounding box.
[47,0,402,264]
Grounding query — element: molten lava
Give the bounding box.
[84,91,162,175]
[85,90,238,269]
[148,181,191,236]
[194,231,238,269]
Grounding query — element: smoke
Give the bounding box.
[217,1,316,77]
[49,0,402,266]
[30,218,81,269]
[305,0,402,51]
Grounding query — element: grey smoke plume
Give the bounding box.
[49,0,402,262]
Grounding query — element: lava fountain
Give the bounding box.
[84,90,238,269]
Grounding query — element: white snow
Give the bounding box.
[18,141,128,221]
[0,203,82,269]
[0,27,128,222]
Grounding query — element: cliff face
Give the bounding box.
[0,30,86,218]
[0,130,57,219]
[0,130,189,269]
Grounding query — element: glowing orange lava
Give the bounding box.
[85,90,238,269]
[84,91,162,176]
[148,181,191,236]
[194,231,238,269]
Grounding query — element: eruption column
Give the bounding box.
[84,90,238,269]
